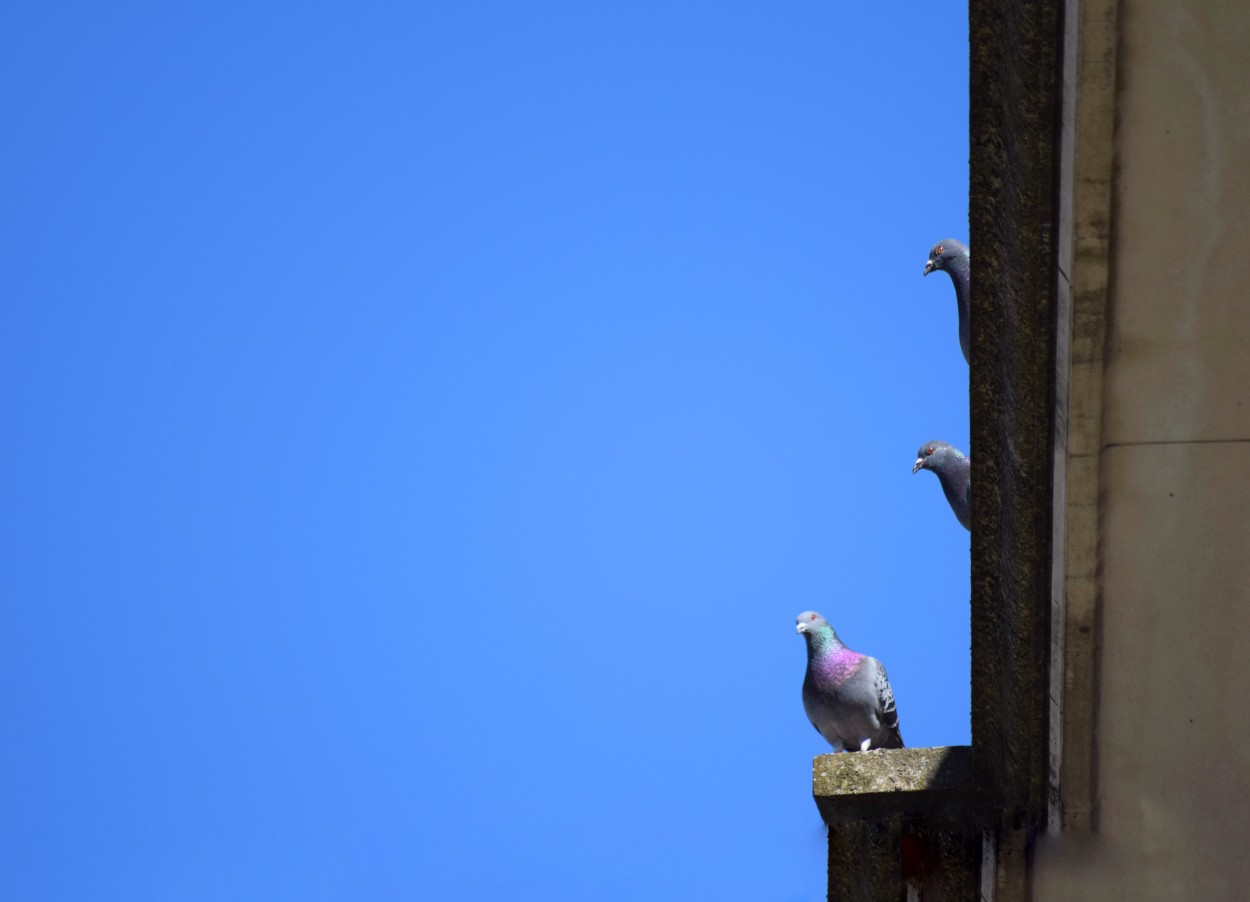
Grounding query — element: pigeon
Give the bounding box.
[913,440,971,531]
[796,611,904,752]
[923,238,971,364]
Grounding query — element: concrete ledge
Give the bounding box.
[814,747,983,899]
[813,746,976,827]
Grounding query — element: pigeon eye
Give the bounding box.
[926,446,935,455]
[934,245,944,256]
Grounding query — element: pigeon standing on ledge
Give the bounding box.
[913,440,971,531]
[796,611,904,752]
[923,239,971,364]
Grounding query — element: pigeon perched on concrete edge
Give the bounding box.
[796,611,904,752]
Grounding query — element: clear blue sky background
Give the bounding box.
[2,4,969,900]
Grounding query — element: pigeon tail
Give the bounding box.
[876,726,905,750]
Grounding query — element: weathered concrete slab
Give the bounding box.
[813,746,975,826]
[814,747,983,901]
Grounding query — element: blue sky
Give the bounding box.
[2,4,968,899]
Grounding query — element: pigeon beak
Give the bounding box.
[796,623,807,635]
[912,457,925,474]
[923,260,936,276]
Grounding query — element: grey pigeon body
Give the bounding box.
[924,238,971,364]
[913,440,971,531]
[796,611,903,752]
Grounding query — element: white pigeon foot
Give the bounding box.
[859,738,872,752]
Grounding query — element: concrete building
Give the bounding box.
[812,1,1250,898]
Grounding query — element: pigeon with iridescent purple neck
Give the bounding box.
[913,440,971,531]
[923,238,970,364]
[796,611,903,752]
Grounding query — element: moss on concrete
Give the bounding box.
[813,746,973,798]
[812,746,978,829]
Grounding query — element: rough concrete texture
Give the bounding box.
[826,813,981,902]
[813,747,975,825]
[969,0,1061,831]
[814,748,982,898]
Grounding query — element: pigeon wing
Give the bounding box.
[873,660,905,749]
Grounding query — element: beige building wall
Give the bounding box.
[1036,1,1250,897]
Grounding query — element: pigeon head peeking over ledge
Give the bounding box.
[923,238,971,364]
[913,440,971,531]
